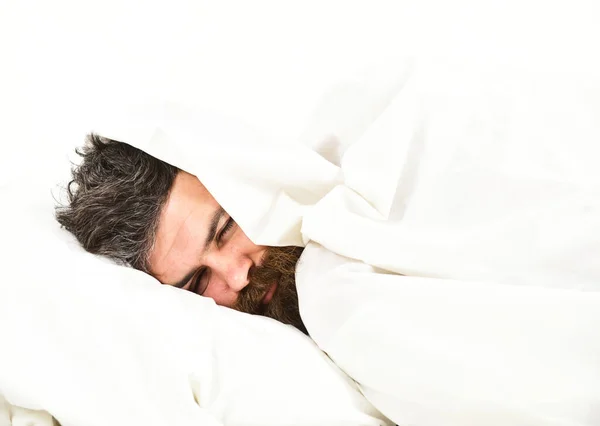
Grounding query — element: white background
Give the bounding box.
[1,0,598,187]
[0,0,403,188]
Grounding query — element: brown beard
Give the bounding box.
[232,246,306,334]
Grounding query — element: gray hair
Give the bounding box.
[55,134,179,272]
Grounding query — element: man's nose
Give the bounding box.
[211,252,252,292]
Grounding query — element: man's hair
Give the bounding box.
[55,134,179,272]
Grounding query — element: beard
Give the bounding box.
[232,246,306,334]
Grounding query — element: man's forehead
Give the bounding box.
[148,172,216,278]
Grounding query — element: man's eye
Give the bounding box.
[217,217,235,242]
[190,268,209,295]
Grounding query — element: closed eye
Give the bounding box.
[189,267,209,295]
[217,217,235,242]
[185,216,235,295]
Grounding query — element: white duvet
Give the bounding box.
[296,53,600,423]
[299,55,600,423]
[295,57,600,425]
[86,52,600,425]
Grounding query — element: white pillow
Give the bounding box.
[0,396,55,426]
[0,183,391,426]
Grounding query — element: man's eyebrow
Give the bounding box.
[171,207,225,289]
[204,206,225,251]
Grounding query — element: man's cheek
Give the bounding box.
[203,287,238,308]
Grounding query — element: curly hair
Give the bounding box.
[55,134,179,272]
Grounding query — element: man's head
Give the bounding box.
[56,134,305,332]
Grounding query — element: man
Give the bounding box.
[56,133,307,333]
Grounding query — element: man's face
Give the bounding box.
[148,171,305,332]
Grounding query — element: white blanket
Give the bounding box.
[298,244,600,426]
[295,54,600,424]
[88,47,600,425]
[95,53,600,425]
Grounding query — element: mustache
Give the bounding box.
[235,266,278,314]
[232,246,306,334]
